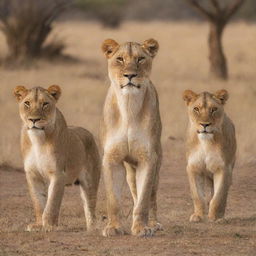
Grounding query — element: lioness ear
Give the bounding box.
[183,90,198,105]
[142,39,159,58]
[14,86,28,102]
[215,89,228,105]
[102,39,119,58]
[47,85,61,101]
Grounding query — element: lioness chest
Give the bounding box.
[188,134,225,173]
[24,130,58,179]
[104,89,152,162]
[105,122,150,162]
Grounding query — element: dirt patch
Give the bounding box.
[0,142,255,256]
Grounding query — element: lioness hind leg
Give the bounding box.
[205,176,214,206]
[125,162,137,205]
[102,160,126,237]
[187,166,206,222]
[79,170,99,231]
[208,171,229,221]
[79,132,101,231]
[148,171,163,231]
[25,172,47,231]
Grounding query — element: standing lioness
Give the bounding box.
[100,39,162,237]
[183,89,236,222]
[14,85,101,231]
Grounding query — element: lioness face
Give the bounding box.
[183,90,229,138]
[102,39,159,93]
[14,85,61,131]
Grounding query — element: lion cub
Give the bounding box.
[100,39,162,237]
[183,89,236,222]
[14,85,101,232]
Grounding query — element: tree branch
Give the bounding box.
[210,0,222,14]
[186,0,215,21]
[224,0,245,21]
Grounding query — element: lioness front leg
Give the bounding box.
[208,170,229,221]
[42,175,65,231]
[103,160,126,237]
[26,171,47,232]
[187,165,206,222]
[131,161,156,237]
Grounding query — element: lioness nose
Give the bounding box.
[29,118,41,124]
[123,73,137,80]
[200,123,211,128]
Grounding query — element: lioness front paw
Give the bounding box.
[149,221,164,232]
[42,224,56,232]
[102,225,125,237]
[26,223,42,232]
[189,213,203,223]
[131,224,155,237]
[208,215,226,223]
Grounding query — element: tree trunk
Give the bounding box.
[208,22,228,80]
[4,24,51,62]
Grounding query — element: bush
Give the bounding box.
[76,0,127,28]
[0,0,70,63]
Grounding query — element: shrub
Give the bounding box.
[76,0,127,28]
[0,0,69,63]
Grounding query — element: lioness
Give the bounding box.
[100,39,162,237]
[183,89,236,222]
[14,85,101,231]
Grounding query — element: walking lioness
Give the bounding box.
[101,39,162,237]
[14,85,101,231]
[183,89,236,222]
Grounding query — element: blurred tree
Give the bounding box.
[186,0,245,80]
[76,0,127,28]
[0,0,70,63]
[239,0,256,20]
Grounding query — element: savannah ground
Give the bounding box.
[0,21,255,255]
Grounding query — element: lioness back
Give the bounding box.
[68,126,101,181]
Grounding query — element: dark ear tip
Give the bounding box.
[48,84,61,91]
[48,85,61,100]
[101,39,119,57]
[183,90,197,103]
[14,85,25,92]
[215,89,229,104]
[142,38,159,57]
[13,85,27,101]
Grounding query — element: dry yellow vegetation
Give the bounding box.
[0,21,255,167]
[0,20,255,256]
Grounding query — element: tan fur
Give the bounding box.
[183,89,236,222]
[100,39,162,237]
[14,85,101,232]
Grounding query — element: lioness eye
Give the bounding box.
[193,107,199,112]
[138,56,145,63]
[43,102,49,108]
[24,101,30,108]
[116,57,123,62]
[211,107,218,113]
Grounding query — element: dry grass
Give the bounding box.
[0,20,256,255]
[0,21,256,168]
